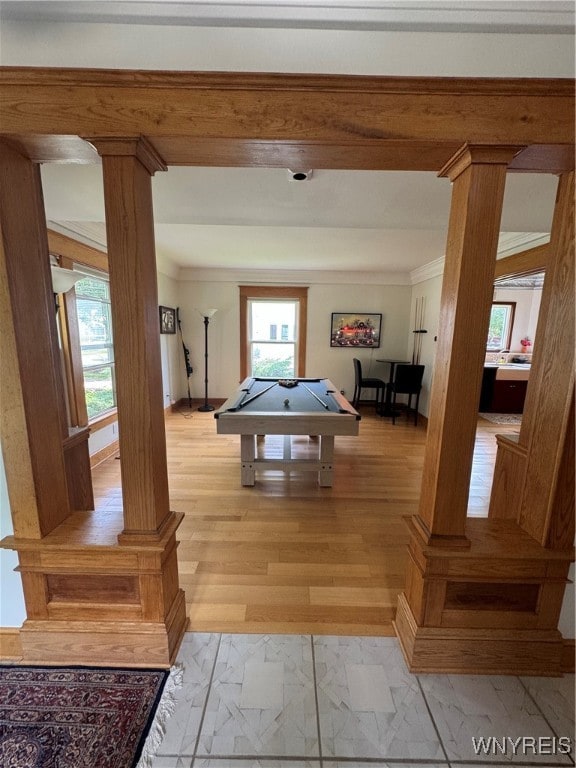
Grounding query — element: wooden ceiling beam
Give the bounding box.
[0,70,573,170]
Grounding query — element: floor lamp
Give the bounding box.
[197,308,217,412]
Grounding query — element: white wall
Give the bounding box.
[408,271,443,417]
[176,271,412,402]
[559,563,575,640]
[157,270,181,407]
[2,22,574,78]
[0,448,26,627]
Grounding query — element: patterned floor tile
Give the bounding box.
[419,674,573,763]
[194,761,320,768]
[520,674,575,755]
[156,633,220,757]
[197,634,319,757]
[323,763,449,768]
[315,636,444,759]
[150,756,191,767]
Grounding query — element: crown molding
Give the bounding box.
[410,256,445,285]
[1,2,573,33]
[496,231,550,256]
[47,221,107,252]
[410,232,551,285]
[178,267,411,285]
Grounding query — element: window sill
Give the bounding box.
[88,409,118,432]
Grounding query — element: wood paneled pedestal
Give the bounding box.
[395,517,574,676]
[1,511,187,667]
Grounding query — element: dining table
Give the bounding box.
[375,358,410,416]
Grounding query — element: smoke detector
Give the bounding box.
[288,169,313,181]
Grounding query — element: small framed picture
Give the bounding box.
[159,305,176,334]
[330,312,382,347]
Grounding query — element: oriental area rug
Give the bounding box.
[479,412,523,425]
[0,664,180,768]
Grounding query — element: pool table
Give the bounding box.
[214,377,360,486]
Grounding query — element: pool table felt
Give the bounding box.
[221,378,351,414]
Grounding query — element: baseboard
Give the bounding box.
[90,439,119,468]
[0,627,22,660]
[172,397,225,411]
[561,639,575,673]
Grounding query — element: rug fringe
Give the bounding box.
[136,663,184,768]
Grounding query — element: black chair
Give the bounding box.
[352,358,386,412]
[388,364,425,425]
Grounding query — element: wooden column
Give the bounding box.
[414,145,519,545]
[91,137,171,542]
[0,137,187,666]
[396,162,574,676]
[0,140,70,537]
[517,172,575,548]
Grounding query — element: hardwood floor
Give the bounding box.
[91,406,519,635]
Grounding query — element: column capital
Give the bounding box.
[86,136,167,174]
[439,143,525,182]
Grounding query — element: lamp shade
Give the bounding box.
[50,265,83,294]
[196,308,218,319]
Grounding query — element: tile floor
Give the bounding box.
[151,633,575,768]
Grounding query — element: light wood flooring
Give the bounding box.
[91,405,519,636]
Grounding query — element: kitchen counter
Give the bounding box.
[480,364,531,412]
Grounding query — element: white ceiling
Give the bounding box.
[3,1,573,277]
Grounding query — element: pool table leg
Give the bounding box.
[318,435,334,487]
[240,434,256,486]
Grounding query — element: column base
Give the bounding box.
[20,591,188,667]
[396,516,573,676]
[395,592,564,676]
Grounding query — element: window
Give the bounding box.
[239,286,308,379]
[75,275,117,419]
[487,302,515,351]
[249,300,297,377]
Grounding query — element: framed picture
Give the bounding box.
[330,312,382,348]
[159,305,176,334]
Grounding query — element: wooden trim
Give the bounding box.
[1,68,572,96]
[494,243,550,280]
[98,144,171,537]
[0,141,71,538]
[0,628,22,660]
[89,409,118,433]
[89,136,167,174]
[0,71,573,168]
[239,286,308,380]
[417,154,509,542]
[90,439,119,469]
[48,229,108,272]
[562,639,575,673]
[61,287,89,427]
[438,144,523,182]
[518,173,575,547]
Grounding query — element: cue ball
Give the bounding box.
[284,398,290,407]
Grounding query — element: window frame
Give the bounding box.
[51,230,117,432]
[486,301,516,352]
[239,286,308,380]
[74,273,117,422]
